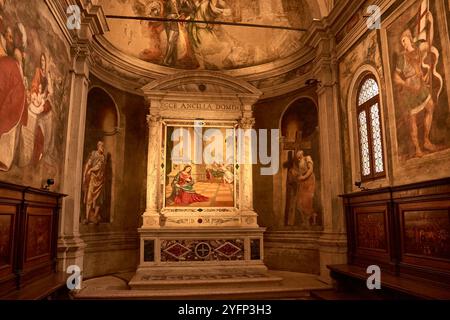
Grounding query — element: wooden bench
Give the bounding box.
[322,264,450,300]
[2,273,68,300]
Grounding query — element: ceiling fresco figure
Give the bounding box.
[101,0,310,70]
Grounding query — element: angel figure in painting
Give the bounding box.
[167,165,209,205]
[393,6,443,158]
[220,164,234,185]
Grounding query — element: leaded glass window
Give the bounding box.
[357,75,386,181]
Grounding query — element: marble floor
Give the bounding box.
[73,271,331,300]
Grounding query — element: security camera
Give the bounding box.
[305,79,321,86]
[43,179,55,190]
[355,181,368,191]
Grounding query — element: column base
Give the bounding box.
[129,226,281,290]
[240,210,259,227]
[142,210,161,228]
[57,235,86,273]
[318,232,347,284]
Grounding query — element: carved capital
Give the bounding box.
[239,117,255,129]
[69,41,92,78]
[146,114,161,127]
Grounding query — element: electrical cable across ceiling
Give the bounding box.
[106,15,307,32]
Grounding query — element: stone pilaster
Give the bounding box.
[142,103,162,228]
[58,43,90,273]
[310,26,347,282]
[53,0,108,273]
[239,106,258,227]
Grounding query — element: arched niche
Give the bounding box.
[80,87,120,225]
[278,97,322,229]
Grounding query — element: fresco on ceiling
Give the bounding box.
[0,0,70,190]
[99,0,312,70]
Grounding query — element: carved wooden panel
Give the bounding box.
[0,181,64,296]
[342,178,450,284]
[0,205,16,278]
[25,209,53,262]
[351,205,391,269]
[399,201,450,274]
[356,210,388,251]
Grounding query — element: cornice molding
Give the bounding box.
[45,0,109,47]
[326,0,397,59]
[141,70,262,102]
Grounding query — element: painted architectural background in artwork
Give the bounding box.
[99,0,312,70]
[385,0,450,162]
[0,0,70,190]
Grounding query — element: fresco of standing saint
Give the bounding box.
[388,0,450,161]
[82,141,107,224]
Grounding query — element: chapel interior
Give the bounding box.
[1,0,450,300]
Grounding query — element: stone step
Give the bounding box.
[75,286,327,300]
[129,273,282,290]
[74,271,331,300]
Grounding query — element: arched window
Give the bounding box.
[357,75,385,181]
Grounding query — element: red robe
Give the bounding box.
[173,171,209,205]
[0,56,26,136]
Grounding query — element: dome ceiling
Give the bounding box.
[98,0,315,71]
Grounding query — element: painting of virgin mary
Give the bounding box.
[166,165,209,205]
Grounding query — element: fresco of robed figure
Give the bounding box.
[0,0,70,189]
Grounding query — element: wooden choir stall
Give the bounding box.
[0,181,66,299]
[322,178,450,300]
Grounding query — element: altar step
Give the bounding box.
[73,271,331,300]
[129,273,283,291]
